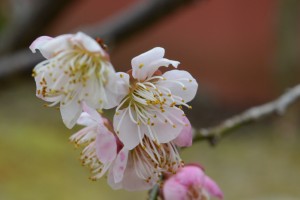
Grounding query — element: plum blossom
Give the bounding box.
[163,165,223,200]
[113,47,198,150]
[69,103,118,180]
[107,122,193,191]
[30,32,127,128]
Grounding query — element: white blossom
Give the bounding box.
[30,32,127,128]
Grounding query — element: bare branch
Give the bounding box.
[193,84,300,144]
[0,0,198,79]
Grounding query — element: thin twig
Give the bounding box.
[193,84,300,144]
[148,184,160,200]
[0,0,198,79]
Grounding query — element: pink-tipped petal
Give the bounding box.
[203,176,224,200]
[112,148,129,183]
[131,47,178,81]
[173,117,193,147]
[158,70,198,103]
[29,36,53,53]
[95,130,117,164]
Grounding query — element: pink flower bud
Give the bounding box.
[163,165,223,200]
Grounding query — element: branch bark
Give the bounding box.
[193,84,300,144]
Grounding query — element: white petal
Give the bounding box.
[107,169,122,190]
[60,97,82,129]
[76,112,96,126]
[72,32,105,55]
[138,58,180,81]
[29,36,53,53]
[102,71,130,109]
[112,148,129,183]
[148,107,185,144]
[132,47,166,81]
[119,155,155,191]
[37,34,72,59]
[113,109,141,150]
[81,102,102,124]
[95,130,117,164]
[158,70,198,103]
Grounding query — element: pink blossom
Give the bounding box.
[69,103,118,180]
[163,165,223,200]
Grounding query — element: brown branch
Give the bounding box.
[0,0,199,79]
[193,84,300,144]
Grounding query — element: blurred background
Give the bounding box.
[0,0,300,199]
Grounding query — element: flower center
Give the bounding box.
[33,45,110,106]
[115,75,191,144]
[132,136,183,183]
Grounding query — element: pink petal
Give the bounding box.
[175,166,205,187]
[112,148,129,183]
[158,70,198,103]
[131,47,179,81]
[203,176,224,200]
[29,36,53,53]
[113,108,141,150]
[95,130,117,164]
[163,178,188,200]
[173,117,193,147]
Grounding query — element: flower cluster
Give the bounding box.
[31,32,222,198]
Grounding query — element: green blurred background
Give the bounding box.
[0,0,300,199]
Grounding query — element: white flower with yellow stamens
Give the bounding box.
[113,47,198,150]
[108,119,193,191]
[30,32,127,128]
